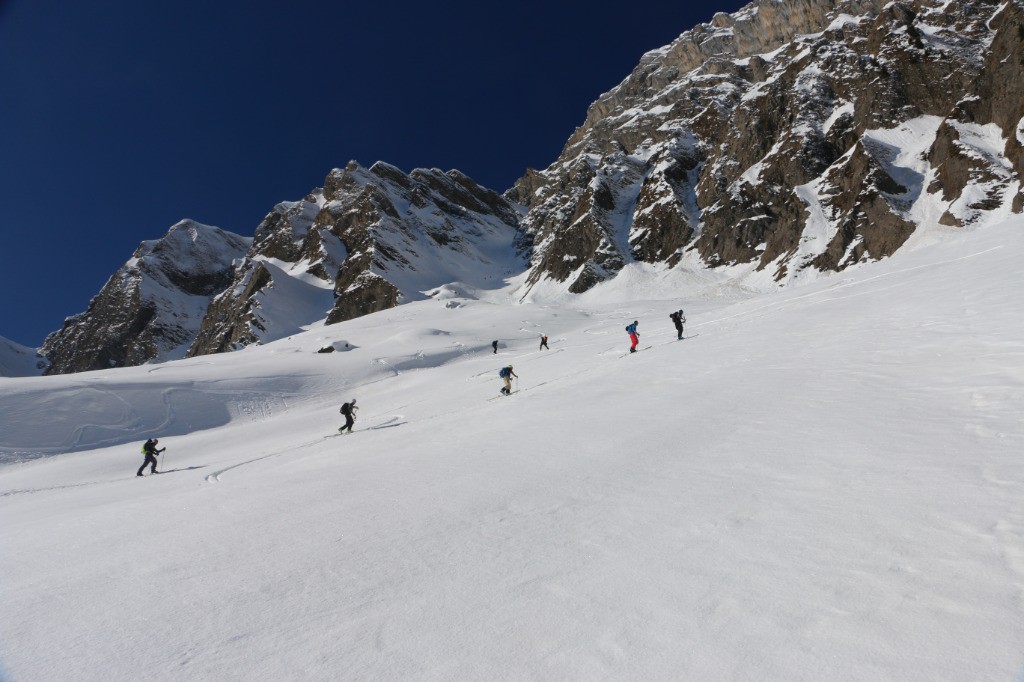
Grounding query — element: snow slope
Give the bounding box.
[0,335,43,378]
[2,216,1023,680]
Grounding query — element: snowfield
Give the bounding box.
[2,216,1023,681]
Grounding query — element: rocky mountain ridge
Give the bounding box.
[187,161,524,357]
[39,162,523,374]
[31,0,1024,375]
[509,0,1023,294]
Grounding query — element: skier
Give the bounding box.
[137,438,165,476]
[492,340,499,354]
[626,320,640,353]
[499,365,518,395]
[669,309,686,340]
[338,399,358,433]
[539,334,549,351]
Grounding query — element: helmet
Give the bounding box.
[508,365,513,369]
[351,398,357,404]
[633,320,638,325]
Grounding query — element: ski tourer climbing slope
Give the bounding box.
[499,365,517,395]
[339,399,358,433]
[137,438,165,476]
[669,309,686,340]
[625,321,639,353]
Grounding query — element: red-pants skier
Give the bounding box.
[626,321,639,353]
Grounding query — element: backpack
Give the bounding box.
[499,367,510,378]
[141,439,153,454]
[340,403,350,415]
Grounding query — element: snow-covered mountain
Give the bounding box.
[188,161,525,356]
[30,0,1024,374]
[510,0,1023,293]
[37,163,524,373]
[41,220,251,375]
[2,214,1022,679]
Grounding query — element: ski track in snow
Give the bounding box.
[205,416,408,483]
[1,467,208,497]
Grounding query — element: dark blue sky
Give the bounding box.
[0,0,745,347]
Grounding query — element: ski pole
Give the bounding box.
[161,447,167,473]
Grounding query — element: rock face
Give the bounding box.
[187,162,524,356]
[41,221,250,374]
[508,0,1024,293]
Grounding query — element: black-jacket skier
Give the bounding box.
[491,340,499,354]
[339,399,358,433]
[669,309,686,340]
[137,438,165,476]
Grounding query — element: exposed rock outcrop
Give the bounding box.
[187,162,524,357]
[511,0,1024,294]
[41,221,250,374]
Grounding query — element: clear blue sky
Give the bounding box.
[0,0,745,347]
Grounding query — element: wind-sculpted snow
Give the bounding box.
[0,315,545,461]
[0,373,304,461]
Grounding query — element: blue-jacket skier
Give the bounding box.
[626,321,639,353]
[499,365,518,395]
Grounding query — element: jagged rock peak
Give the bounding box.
[574,0,888,145]
[41,220,250,374]
[187,161,526,358]
[512,0,1021,297]
[131,220,253,295]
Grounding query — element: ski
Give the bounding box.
[488,390,519,401]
